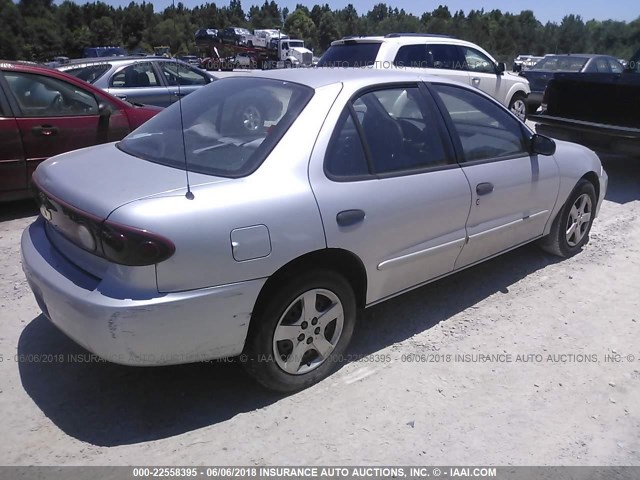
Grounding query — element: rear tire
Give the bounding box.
[539,179,596,257]
[242,270,357,392]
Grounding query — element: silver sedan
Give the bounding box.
[21,68,607,391]
[58,57,213,107]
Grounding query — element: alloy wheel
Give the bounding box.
[272,288,344,375]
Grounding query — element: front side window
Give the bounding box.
[4,72,98,117]
[118,78,313,178]
[434,84,527,163]
[326,86,452,178]
[158,62,208,86]
[609,59,624,73]
[462,47,496,74]
[110,63,160,88]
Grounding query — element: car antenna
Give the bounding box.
[172,0,194,200]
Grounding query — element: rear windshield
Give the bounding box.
[63,64,111,83]
[534,56,588,72]
[118,77,314,178]
[317,42,381,67]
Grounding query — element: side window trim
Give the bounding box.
[347,103,376,175]
[426,82,533,165]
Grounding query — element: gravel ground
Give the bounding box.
[0,155,638,466]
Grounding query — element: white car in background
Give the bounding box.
[319,33,531,121]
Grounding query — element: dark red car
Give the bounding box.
[0,61,161,202]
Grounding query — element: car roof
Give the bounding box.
[330,34,477,49]
[58,57,193,70]
[238,67,464,90]
[0,60,130,106]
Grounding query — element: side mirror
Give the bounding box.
[513,63,522,73]
[531,134,556,156]
[496,62,506,74]
[98,102,113,117]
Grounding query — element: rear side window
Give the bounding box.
[63,64,111,83]
[326,86,453,178]
[426,44,465,70]
[325,111,369,177]
[394,44,465,70]
[118,77,314,178]
[433,84,527,163]
[317,43,382,67]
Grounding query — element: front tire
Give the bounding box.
[539,179,596,257]
[509,92,527,122]
[243,270,357,392]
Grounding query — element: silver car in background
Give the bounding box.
[58,57,213,107]
[21,69,607,392]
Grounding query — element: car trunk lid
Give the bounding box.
[33,142,227,219]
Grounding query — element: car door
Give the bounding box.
[460,46,506,103]
[107,62,171,107]
[156,61,211,103]
[310,84,472,304]
[393,44,470,86]
[430,83,560,269]
[0,79,26,199]
[1,70,105,182]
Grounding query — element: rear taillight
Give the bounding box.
[100,221,175,266]
[33,181,175,266]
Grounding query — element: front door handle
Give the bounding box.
[336,209,365,227]
[472,77,481,86]
[171,91,188,97]
[32,125,58,137]
[476,182,494,196]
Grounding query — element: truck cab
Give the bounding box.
[277,39,313,66]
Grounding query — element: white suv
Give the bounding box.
[319,33,530,120]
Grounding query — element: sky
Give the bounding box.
[84,0,639,24]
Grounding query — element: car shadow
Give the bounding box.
[0,199,38,222]
[17,243,559,447]
[600,154,640,204]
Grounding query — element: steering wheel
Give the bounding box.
[49,93,64,113]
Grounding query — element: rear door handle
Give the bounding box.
[171,91,188,97]
[472,77,481,86]
[336,209,365,227]
[476,182,494,196]
[32,125,58,137]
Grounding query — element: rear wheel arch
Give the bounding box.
[249,248,367,330]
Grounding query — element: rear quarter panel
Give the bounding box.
[107,83,343,293]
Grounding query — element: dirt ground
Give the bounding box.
[0,155,638,467]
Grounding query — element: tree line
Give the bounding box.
[1,0,639,63]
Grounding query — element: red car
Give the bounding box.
[0,61,161,202]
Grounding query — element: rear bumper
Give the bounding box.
[21,217,266,366]
[532,115,640,157]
